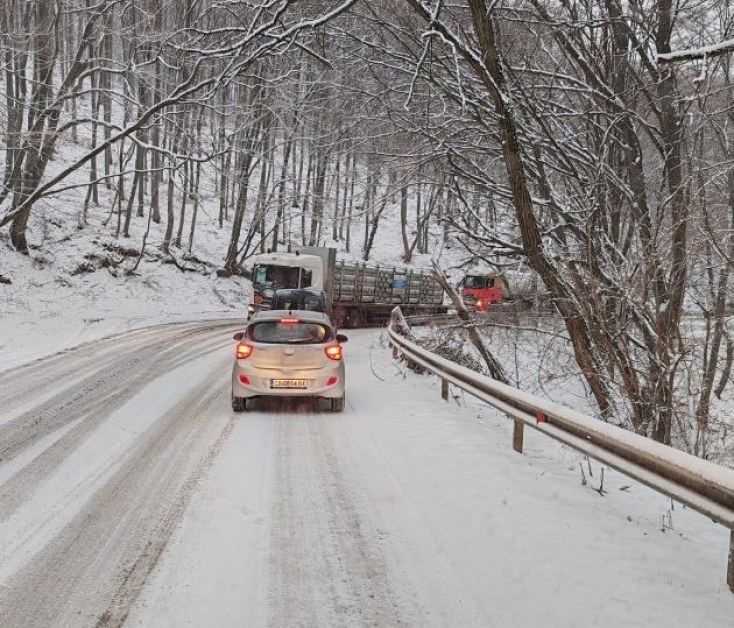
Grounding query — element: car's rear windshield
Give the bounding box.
[248,321,332,344]
[272,293,325,312]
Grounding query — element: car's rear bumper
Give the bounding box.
[231,362,345,399]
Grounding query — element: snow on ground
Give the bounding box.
[3,236,734,623]
[0,173,249,369]
[0,246,247,371]
[0,347,226,583]
[124,328,734,627]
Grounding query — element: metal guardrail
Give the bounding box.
[403,307,559,326]
[388,318,734,593]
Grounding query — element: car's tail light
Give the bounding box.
[279,317,300,324]
[238,374,251,385]
[236,343,253,359]
[326,376,339,386]
[325,344,342,361]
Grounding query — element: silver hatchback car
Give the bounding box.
[231,310,347,412]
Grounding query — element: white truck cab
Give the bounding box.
[248,251,326,317]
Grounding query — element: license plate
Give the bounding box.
[270,379,307,389]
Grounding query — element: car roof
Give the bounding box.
[272,288,326,297]
[249,309,332,325]
[467,270,501,277]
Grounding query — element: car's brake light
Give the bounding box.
[279,317,300,324]
[325,344,342,361]
[236,343,254,359]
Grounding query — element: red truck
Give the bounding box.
[460,271,505,312]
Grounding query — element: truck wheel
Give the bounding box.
[232,396,247,412]
[333,308,346,329]
[331,395,345,412]
[348,307,362,328]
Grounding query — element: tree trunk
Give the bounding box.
[406,0,615,417]
[400,185,411,262]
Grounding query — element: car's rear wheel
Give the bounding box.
[330,395,345,412]
[232,396,247,412]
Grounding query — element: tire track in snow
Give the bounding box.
[0,320,241,417]
[0,322,226,421]
[0,349,235,627]
[268,409,403,627]
[0,323,185,402]
[0,338,222,522]
[0,325,232,466]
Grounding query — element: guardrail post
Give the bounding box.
[728,529,734,593]
[392,343,398,359]
[441,378,449,401]
[513,420,524,453]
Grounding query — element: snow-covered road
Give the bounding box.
[1,322,733,627]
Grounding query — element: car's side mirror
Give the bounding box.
[233,331,244,341]
[336,334,348,343]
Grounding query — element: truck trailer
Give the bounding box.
[248,246,446,327]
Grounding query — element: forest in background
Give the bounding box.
[2,0,734,462]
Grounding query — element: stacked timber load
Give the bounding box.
[419,272,444,304]
[375,267,394,304]
[333,260,443,306]
[333,261,353,303]
[390,267,443,305]
[334,262,378,303]
[359,264,377,303]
